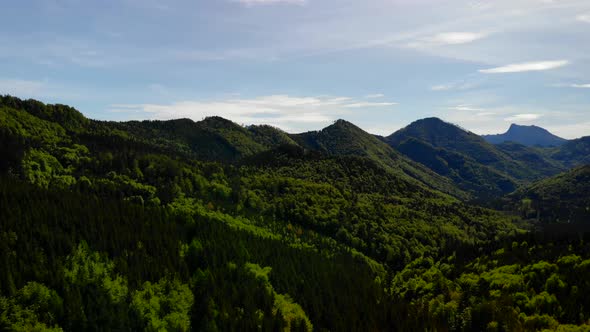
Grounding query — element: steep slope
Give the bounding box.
[18,94,590,331]
[0,95,522,274]
[291,119,468,199]
[495,141,566,176]
[483,124,567,147]
[508,165,590,223]
[387,118,517,167]
[384,118,559,199]
[394,137,517,199]
[550,136,590,167]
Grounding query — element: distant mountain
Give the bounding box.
[483,124,567,147]
[384,118,565,199]
[291,119,468,199]
[508,165,590,223]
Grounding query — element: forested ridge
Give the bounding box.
[1,95,590,331]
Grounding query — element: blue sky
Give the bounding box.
[1,0,590,137]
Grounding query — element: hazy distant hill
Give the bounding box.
[483,124,567,147]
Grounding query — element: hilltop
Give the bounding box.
[483,123,567,147]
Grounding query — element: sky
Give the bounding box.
[1,0,590,138]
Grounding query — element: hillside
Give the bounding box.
[384,118,564,199]
[509,165,590,223]
[4,95,590,331]
[483,124,567,147]
[100,116,295,162]
[550,136,590,167]
[495,141,565,175]
[0,95,528,330]
[291,119,468,199]
[394,137,518,199]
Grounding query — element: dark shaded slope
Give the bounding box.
[495,141,565,176]
[550,136,590,167]
[395,137,517,199]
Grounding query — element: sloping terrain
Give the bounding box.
[3,95,590,331]
[483,123,567,147]
[384,118,566,199]
[508,165,590,223]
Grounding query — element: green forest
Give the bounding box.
[1,95,590,331]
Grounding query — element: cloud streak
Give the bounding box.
[479,60,569,74]
[428,32,488,45]
[109,94,397,132]
[504,113,542,122]
[407,32,488,48]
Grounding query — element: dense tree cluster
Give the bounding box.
[1,95,590,331]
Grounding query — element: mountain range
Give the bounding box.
[1,94,590,331]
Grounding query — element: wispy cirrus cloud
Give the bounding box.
[344,102,397,108]
[428,32,489,45]
[448,104,485,112]
[432,81,478,91]
[504,113,542,122]
[479,60,569,73]
[109,94,397,132]
[550,82,590,89]
[407,31,489,48]
[577,13,590,23]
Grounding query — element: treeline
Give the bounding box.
[2,95,590,331]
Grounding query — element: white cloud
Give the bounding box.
[431,81,477,91]
[365,94,385,99]
[429,32,488,45]
[479,60,569,73]
[407,32,488,48]
[504,113,542,122]
[109,94,397,132]
[432,85,454,91]
[577,14,590,23]
[545,121,590,139]
[235,0,306,6]
[448,104,484,112]
[550,82,590,89]
[343,102,397,108]
[0,79,46,96]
